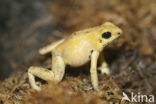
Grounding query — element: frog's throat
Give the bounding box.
[102,36,120,49]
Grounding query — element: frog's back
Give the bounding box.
[70,26,101,38]
[53,27,100,66]
[54,26,100,50]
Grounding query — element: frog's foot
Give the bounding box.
[28,55,65,91]
[98,63,110,75]
[28,66,55,91]
[28,71,41,91]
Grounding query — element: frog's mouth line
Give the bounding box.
[116,35,120,40]
[103,36,120,47]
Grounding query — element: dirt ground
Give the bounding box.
[0,0,156,104]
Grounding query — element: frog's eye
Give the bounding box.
[102,32,111,39]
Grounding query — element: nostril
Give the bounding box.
[117,32,121,35]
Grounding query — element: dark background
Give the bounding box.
[0,0,54,80]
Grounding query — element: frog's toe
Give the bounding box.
[98,66,110,75]
[31,83,41,91]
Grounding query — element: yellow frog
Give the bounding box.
[28,22,122,91]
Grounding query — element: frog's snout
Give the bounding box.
[116,29,122,36]
[117,29,122,35]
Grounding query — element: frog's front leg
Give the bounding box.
[90,50,100,91]
[98,53,110,75]
[28,54,65,91]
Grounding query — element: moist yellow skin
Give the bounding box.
[28,22,122,91]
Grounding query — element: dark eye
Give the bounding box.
[102,32,112,39]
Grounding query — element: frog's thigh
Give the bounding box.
[28,66,54,91]
[52,54,66,82]
[90,50,99,91]
[39,39,65,55]
[98,53,110,75]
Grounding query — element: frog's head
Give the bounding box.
[97,22,122,48]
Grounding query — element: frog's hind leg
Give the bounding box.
[28,66,54,91]
[28,55,65,91]
[51,54,66,82]
[39,39,65,55]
